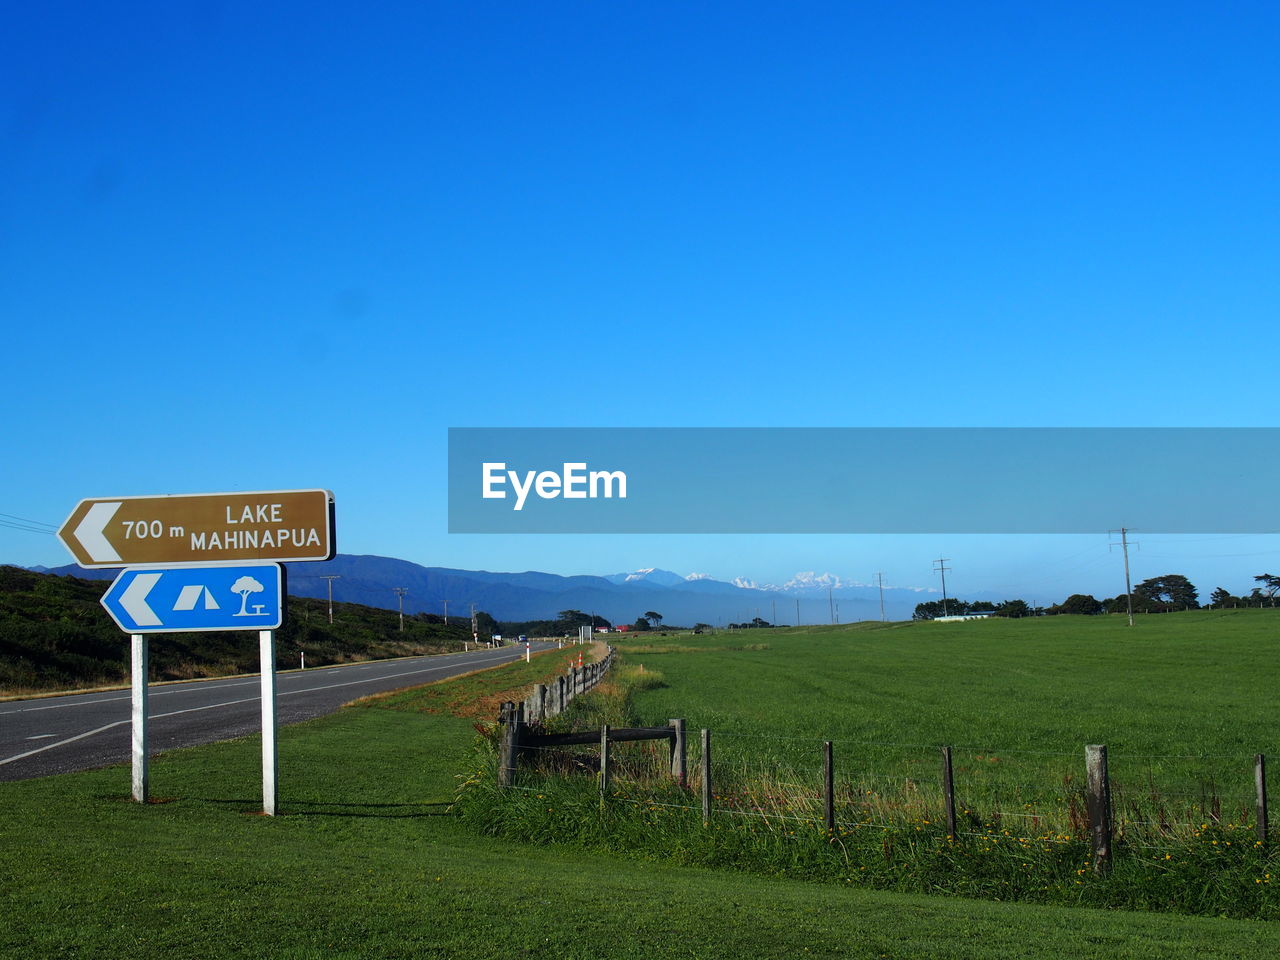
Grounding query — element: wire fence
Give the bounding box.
[498,720,1273,851]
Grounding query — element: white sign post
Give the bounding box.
[260,630,278,816]
[131,634,148,803]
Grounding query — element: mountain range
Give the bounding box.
[39,556,949,625]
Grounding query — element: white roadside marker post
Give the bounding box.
[260,630,278,815]
[131,634,148,803]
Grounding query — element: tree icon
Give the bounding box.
[231,576,265,616]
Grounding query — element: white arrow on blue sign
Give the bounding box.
[101,562,284,633]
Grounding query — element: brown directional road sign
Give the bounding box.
[58,489,335,567]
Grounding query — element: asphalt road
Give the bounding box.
[0,643,553,782]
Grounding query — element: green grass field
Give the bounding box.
[4,612,1280,957]
[611,611,1279,812]
[456,611,1280,918]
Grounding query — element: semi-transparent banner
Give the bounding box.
[447,428,1279,533]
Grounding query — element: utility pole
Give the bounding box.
[1121,528,1134,628]
[771,598,776,626]
[393,588,408,631]
[876,572,886,622]
[795,598,800,626]
[932,559,951,617]
[443,599,447,626]
[320,575,340,625]
[828,585,835,625]
[470,603,478,644]
[1110,528,1137,627]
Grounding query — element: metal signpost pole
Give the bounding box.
[260,630,278,816]
[131,634,148,803]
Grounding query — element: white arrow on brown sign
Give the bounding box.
[57,490,335,567]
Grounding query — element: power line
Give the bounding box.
[0,512,57,529]
[0,519,55,535]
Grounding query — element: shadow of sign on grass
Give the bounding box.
[193,796,455,818]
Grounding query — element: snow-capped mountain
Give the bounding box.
[777,571,870,593]
[604,568,690,587]
[723,571,863,593]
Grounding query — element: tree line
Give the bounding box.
[913,573,1280,620]
[497,609,669,636]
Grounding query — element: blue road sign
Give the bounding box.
[101,563,284,633]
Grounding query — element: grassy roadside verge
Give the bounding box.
[0,678,1277,957]
[350,644,585,719]
[5,706,1280,958]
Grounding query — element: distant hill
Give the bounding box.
[44,555,938,624]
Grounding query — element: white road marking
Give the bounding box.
[0,649,529,766]
[0,721,128,766]
[0,649,517,716]
[25,734,56,740]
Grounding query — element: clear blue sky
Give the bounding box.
[2,2,1276,602]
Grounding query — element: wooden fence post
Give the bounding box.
[498,706,522,788]
[701,728,712,823]
[1085,744,1113,875]
[572,666,579,696]
[670,719,687,787]
[557,675,566,714]
[824,740,835,833]
[941,745,957,839]
[536,683,547,721]
[600,724,611,796]
[1257,754,1269,844]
